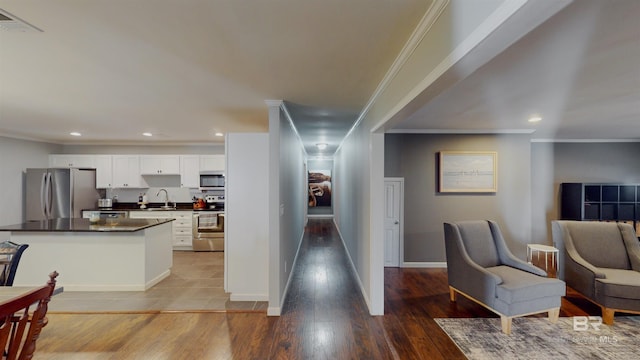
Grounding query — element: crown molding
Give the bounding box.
[279,101,309,157]
[336,0,449,154]
[264,99,283,107]
[531,138,640,143]
[387,128,535,135]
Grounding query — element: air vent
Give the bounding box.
[0,8,42,32]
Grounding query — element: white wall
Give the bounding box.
[61,144,224,155]
[225,133,269,300]
[0,137,61,231]
[267,102,307,316]
[308,158,333,172]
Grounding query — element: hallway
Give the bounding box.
[270,218,387,358]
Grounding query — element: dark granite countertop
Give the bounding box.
[84,202,223,212]
[0,218,174,233]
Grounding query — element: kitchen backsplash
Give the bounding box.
[106,187,203,204]
[105,175,225,204]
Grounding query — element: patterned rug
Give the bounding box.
[435,316,640,360]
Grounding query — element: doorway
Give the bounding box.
[384,178,404,267]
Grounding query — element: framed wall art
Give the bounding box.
[438,151,497,193]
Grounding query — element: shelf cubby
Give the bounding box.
[560,183,640,236]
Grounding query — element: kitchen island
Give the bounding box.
[0,218,174,291]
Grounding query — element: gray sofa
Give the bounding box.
[552,220,640,325]
[444,220,566,334]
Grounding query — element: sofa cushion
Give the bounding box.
[458,221,500,267]
[595,268,640,299]
[487,265,566,303]
[566,221,631,270]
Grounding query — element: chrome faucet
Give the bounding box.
[156,189,169,207]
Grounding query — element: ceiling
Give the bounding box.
[0,0,430,156]
[391,0,640,141]
[0,1,638,159]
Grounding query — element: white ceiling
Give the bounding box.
[392,0,640,141]
[0,0,638,158]
[0,0,430,153]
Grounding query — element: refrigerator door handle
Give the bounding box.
[40,172,48,219]
[45,172,52,219]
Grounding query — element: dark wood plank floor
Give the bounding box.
[34,218,603,359]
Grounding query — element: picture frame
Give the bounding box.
[438,151,497,193]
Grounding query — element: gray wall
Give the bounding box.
[277,107,307,299]
[334,119,379,311]
[0,136,61,230]
[531,142,640,245]
[267,103,307,315]
[385,133,533,262]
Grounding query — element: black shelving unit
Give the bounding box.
[560,183,640,236]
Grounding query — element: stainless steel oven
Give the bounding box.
[192,211,224,251]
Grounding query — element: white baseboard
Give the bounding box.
[267,307,281,316]
[402,262,447,268]
[145,270,171,290]
[229,294,269,302]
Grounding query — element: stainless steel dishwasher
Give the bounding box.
[81,210,129,219]
[192,211,224,251]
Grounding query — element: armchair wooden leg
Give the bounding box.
[500,316,512,335]
[602,308,615,325]
[548,308,560,323]
[449,286,457,302]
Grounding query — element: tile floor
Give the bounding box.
[48,251,267,313]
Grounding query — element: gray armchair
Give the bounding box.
[444,220,566,334]
[552,220,640,325]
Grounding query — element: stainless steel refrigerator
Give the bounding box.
[25,168,100,221]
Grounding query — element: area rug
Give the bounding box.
[435,316,640,360]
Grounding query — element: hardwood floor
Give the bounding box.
[34,218,603,359]
[48,251,267,313]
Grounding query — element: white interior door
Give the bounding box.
[384,178,403,267]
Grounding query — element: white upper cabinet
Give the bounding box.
[200,155,225,172]
[49,154,95,168]
[94,155,113,188]
[180,155,200,188]
[48,153,224,188]
[139,155,180,175]
[112,155,145,188]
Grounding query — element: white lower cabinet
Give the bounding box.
[171,212,193,249]
[129,210,193,249]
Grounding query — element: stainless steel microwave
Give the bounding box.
[199,171,225,189]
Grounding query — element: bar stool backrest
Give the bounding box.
[0,242,29,287]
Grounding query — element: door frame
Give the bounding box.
[384,177,404,267]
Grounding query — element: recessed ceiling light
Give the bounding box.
[70,132,81,136]
[316,143,328,150]
[214,132,224,137]
[528,116,542,123]
[142,132,153,137]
